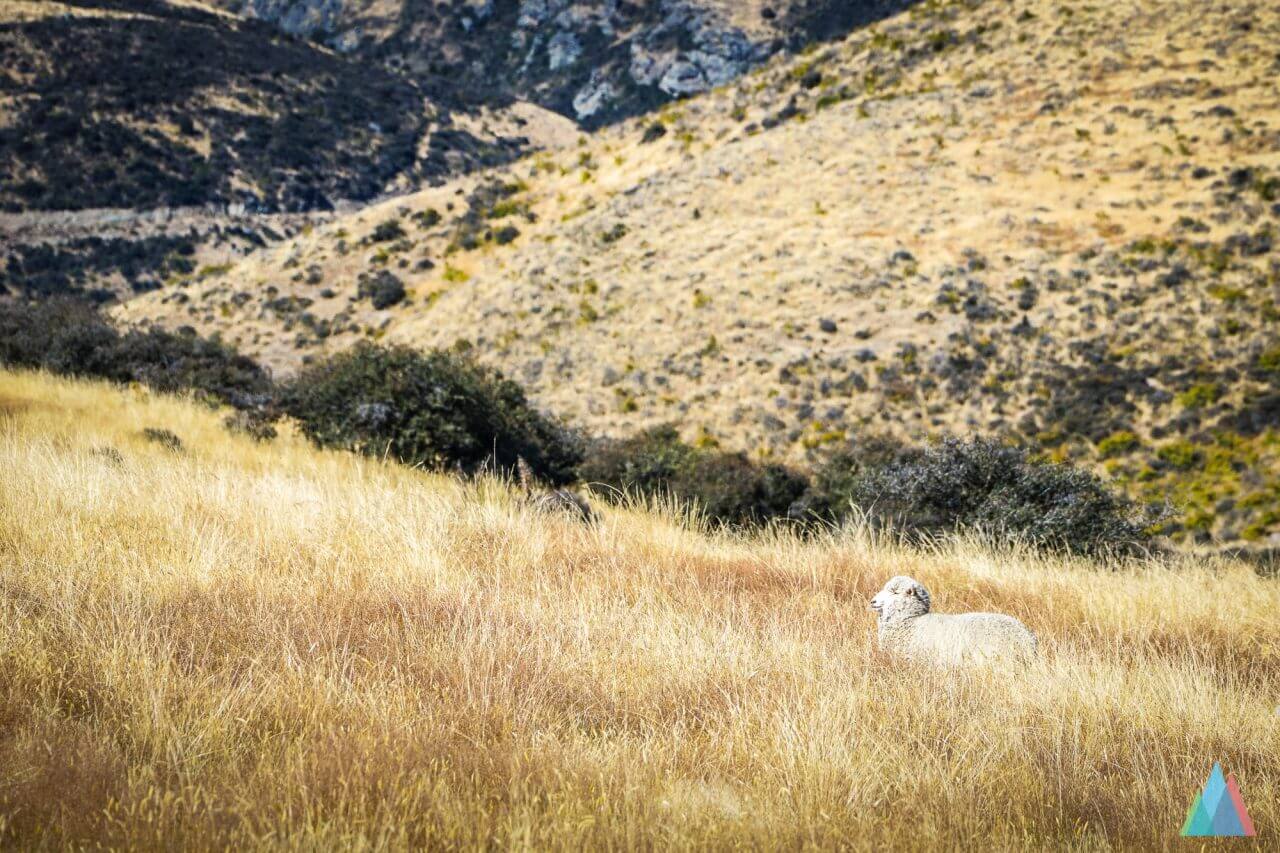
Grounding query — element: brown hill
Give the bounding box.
[121,0,1280,544]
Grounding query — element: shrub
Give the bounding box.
[370,219,405,243]
[412,208,442,228]
[280,343,581,483]
[640,123,667,144]
[105,327,272,407]
[0,298,271,408]
[577,425,692,494]
[576,424,807,526]
[1176,382,1220,409]
[815,437,1157,555]
[1256,346,1280,376]
[1156,440,1200,469]
[1096,430,1140,457]
[358,271,406,309]
[681,452,809,526]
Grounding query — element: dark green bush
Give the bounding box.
[280,343,581,483]
[0,298,271,408]
[576,424,693,494]
[357,271,406,310]
[682,452,809,526]
[369,219,406,243]
[822,436,1157,555]
[577,424,807,526]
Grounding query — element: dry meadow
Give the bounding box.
[1,368,1277,849]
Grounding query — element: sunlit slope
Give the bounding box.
[120,0,1280,543]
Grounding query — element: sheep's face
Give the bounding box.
[869,575,931,621]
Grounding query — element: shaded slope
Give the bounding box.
[0,0,524,213]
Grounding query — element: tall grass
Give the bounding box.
[1,369,1277,849]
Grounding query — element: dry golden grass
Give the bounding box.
[2,368,1278,849]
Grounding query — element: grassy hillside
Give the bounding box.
[1,368,1277,848]
[119,0,1280,545]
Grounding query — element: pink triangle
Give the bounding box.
[1225,773,1256,837]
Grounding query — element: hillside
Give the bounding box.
[215,0,909,125]
[1,367,1277,847]
[0,0,583,301]
[0,0,534,214]
[120,0,1280,545]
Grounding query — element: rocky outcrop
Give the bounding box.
[216,0,896,126]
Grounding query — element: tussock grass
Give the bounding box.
[1,369,1277,849]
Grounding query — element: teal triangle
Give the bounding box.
[1181,792,1205,836]
[1183,790,1215,837]
[1210,786,1246,837]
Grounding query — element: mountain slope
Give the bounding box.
[0,0,583,302]
[121,0,1280,543]
[0,0,532,214]
[2,367,1278,848]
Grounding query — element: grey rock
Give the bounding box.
[547,30,582,70]
[659,59,707,96]
[573,71,617,119]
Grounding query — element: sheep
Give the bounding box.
[516,457,597,525]
[869,575,1037,666]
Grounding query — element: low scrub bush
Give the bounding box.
[816,436,1158,555]
[357,271,406,310]
[577,425,807,526]
[0,298,271,408]
[280,343,581,483]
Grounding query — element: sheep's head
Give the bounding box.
[869,575,931,621]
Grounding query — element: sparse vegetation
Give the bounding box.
[0,298,270,408]
[0,1,439,213]
[40,0,1280,551]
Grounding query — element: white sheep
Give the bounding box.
[869,575,1037,665]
